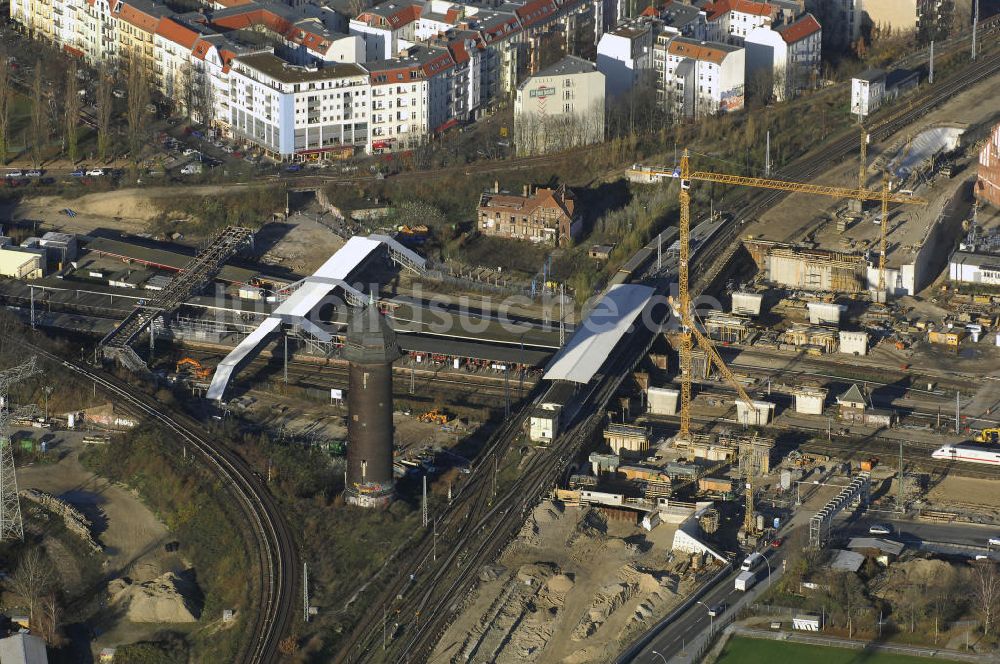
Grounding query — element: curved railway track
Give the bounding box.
[20,340,297,664]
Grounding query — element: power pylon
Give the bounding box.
[0,357,43,542]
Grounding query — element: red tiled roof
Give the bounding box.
[775,12,820,43]
[370,65,422,84]
[447,37,469,64]
[667,39,731,64]
[115,2,162,33]
[211,7,328,50]
[516,0,557,29]
[706,0,772,21]
[422,50,455,76]
[156,17,199,49]
[191,36,213,60]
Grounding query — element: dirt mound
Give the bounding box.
[547,574,575,594]
[109,571,200,623]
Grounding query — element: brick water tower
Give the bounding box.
[344,303,400,508]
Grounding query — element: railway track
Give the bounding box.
[333,327,649,663]
[18,340,297,664]
[333,45,1000,664]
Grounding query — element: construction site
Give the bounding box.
[0,34,998,664]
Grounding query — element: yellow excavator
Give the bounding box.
[974,428,1000,444]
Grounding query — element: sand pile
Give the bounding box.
[109,571,200,623]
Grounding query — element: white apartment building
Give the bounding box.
[367,46,454,153]
[350,0,422,61]
[744,11,819,100]
[655,35,745,117]
[229,53,370,160]
[514,55,605,156]
[595,21,654,99]
[851,68,886,119]
[707,0,774,43]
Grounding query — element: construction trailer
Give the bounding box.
[647,386,680,415]
[839,331,869,355]
[794,387,827,415]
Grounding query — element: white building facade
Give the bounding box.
[655,35,745,117]
[851,69,886,119]
[514,55,605,156]
[229,53,370,160]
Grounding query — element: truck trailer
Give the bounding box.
[735,570,757,591]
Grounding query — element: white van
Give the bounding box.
[741,552,764,572]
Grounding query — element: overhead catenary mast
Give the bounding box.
[0,357,43,542]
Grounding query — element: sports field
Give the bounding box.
[715,636,961,664]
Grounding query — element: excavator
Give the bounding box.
[418,409,449,425]
[176,357,211,380]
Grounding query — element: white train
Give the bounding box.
[932,443,1000,465]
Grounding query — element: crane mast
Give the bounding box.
[643,151,926,446]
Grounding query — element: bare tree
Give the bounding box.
[971,562,1000,636]
[30,59,47,167]
[38,591,61,645]
[96,67,113,161]
[126,55,150,175]
[8,548,54,627]
[65,61,81,163]
[187,64,214,125]
[0,48,10,165]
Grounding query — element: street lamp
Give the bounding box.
[695,600,714,632]
[651,651,668,664]
[763,556,773,588]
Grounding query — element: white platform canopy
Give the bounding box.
[543,284,656,384]
[207,235,426,401]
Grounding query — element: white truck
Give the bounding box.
[735,570,757,592]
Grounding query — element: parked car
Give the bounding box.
[285,163,302,172]
[868,523,893,536]
[70,169,85,177]
[4,170,23,178]
[771,537,784,548]
[183,148,198,156]
[221,145,234,154]
[85,168,105,176]
[25,169,42,177]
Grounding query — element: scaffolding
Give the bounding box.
[781,324,839,353]
[809,472,870,548]
[100,227,253,362]
[702,311,751,343]
[767,246,866,293]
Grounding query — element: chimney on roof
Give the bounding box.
[523,184,529,197]
[494,179,499,193]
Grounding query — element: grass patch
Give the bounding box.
[716,636,960,664]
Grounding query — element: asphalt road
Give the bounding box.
[843,515,1000,551]
[630,548,789,664]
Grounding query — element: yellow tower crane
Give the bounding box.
[647,151,927,441]
[859,127,868,192]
